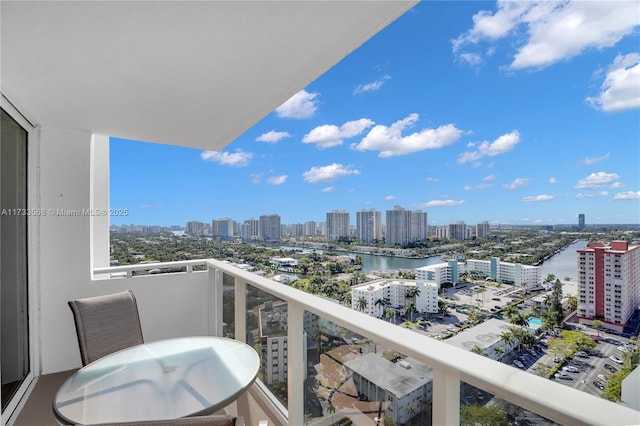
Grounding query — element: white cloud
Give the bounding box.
[610,182,625,189]
[267,175,287,185]
[457,130,520,164]
[256,131,291,143]
[321,187,335,193]
[613,191,640,200]
[586,53,640,112]
[351,113,462,157]
[576,191,608,199]
[549,177,558,184]
[580,152,611,165]
[458,53,484,66]
[503,177,530,190]
[575,171,620,189]
[483,174,497,182]
[385,195,398,200]
[464,184,492,190]
[275,90,319,119]
[302,163,360,183]
[416,199,465,208]
[303,118,375,149]
[353,75,391,94]
[201,149,253,167]
[426,177,439,183]
[453,1,640,70]
[522,194,555,202]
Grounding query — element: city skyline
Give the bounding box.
[111,1,640,227]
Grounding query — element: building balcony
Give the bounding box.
[12,259,640,426]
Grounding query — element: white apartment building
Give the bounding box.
[465,258,541,289]
[351,279,438,317]
[260,214,281,242]
[258,302,307,385]
[345,354,433,425]
[414,261,464,287]
[241,219,260,240]
[577,241,640,332]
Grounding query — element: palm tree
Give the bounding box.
[355,296,368,312]
[405,286,421,303]
[405,302,417,321]
[471,345,487,357]
[500,330,516,353]
[384,307,396,323]
[437,299,448,315]
[494,346,505,361]
[503,305,518,320]
[592,319,603,337]
[510,313,529,328]
[564,294,578,312]
[327,402,336,424]
[545,273,556,284]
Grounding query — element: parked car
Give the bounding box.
[575,351,589,358]
[618,345,630,352]
[554,371,570,379]
[553,356,561,363]
[604,363,618,373]
[592,380,605,390]
[562,366,579,373]
[610,355,624,364]
[597,374,608,382]
[513,360,524,368]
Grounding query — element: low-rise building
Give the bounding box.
[351,279,438,317]
[445,319,518,360]
[345,353,433,424]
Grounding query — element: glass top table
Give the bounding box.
[53,336,260,425]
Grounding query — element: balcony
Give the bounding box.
[13,260,640,426]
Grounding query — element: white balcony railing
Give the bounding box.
[94,259,640,426]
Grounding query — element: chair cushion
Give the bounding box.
[82,415,239,425]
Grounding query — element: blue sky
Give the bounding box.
[111,1,640,228]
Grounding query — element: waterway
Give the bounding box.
[284,239,588,277]
[538,239,588,282]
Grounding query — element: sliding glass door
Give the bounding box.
[0,107,30,412]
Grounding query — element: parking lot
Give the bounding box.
[442,282,523,312]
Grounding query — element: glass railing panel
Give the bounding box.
[246,284,288,407]
[304,311,434,426]
[222,272,235,339]
[460,381,558,426]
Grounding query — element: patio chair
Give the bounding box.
[68,289,144,366]
[78,415,245,425]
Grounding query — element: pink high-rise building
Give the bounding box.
[577,241,640,333]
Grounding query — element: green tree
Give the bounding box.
[461,404,510,426]
[471,345,487,356]
[592,319,603,336]
[564,294,578,312]
[355,296,368,312]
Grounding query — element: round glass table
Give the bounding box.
[53,336,260,425]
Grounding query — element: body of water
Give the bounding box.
[283,239,587,278]
[538,240,588,282]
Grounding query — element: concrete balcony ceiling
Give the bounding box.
[1,0,417,150]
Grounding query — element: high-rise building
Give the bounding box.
[578,214,585,231]
[476,221,490,239]
[241,219,260,240]
[186,220,205,236]
[385,206,428,246]
[356,209,382,244]
[260,214,281,241]
[212,217,235,238]
[448,221,467,241]
[577,241,640,333]
[326,210,350,242]
[304,221,317,236]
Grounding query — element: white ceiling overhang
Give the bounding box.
[1,1,417,151]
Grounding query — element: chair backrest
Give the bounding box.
[68,289,144,365]
[80,415,242,426]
